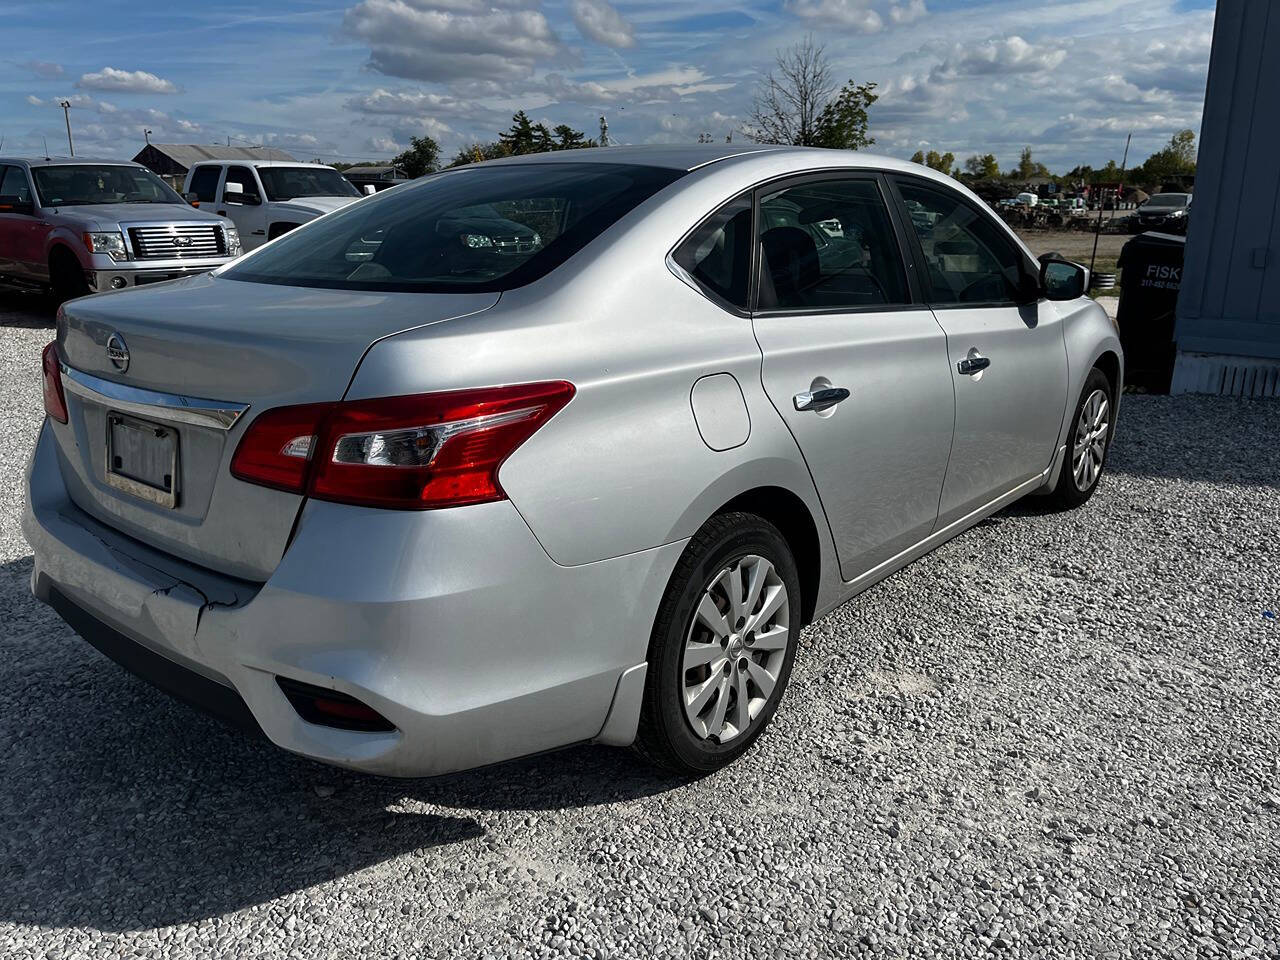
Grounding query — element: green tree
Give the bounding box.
[449,141,512,167]
[814,79,878,150]
[1137,129,1197,183]
[390,135,440,178]
[552,124,588,150]
[964,153,1000,178]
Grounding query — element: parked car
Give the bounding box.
[1134,192,1191,234]
[26,145,1122,778]
[182,160,362,250]
[0,157,240,301]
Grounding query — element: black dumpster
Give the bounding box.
[1115,231,1185,392]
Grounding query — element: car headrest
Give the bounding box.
[761,226,820,306]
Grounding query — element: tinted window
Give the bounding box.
[896,179,1030,305]
[757,178,908,310]
[225,166,259,199]
[672,193,751,309]
[225,163,685,293]
[0,165,32,203]
[188,166,221,203]
[256,166,360,200]
[31,164,182,206]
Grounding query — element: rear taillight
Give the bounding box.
[41,342,68,424]
[230,381,574,510]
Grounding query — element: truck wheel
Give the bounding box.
[49,249,89,305]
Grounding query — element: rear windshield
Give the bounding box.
[223,162,685,293]
[1144,194,1189,208]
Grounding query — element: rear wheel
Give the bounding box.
[634,512,801,775]
[1046,367,1114,510]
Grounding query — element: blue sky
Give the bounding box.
[2,0,1215,171]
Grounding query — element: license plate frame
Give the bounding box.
[105,412,180,509]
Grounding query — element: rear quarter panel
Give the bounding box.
[344,166,837,578]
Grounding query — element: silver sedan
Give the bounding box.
[24,145,1121,777]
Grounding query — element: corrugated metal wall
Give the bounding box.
[1176,0,1280,361]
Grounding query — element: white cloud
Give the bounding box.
[544,66,734,104]
[929,36,1066,82]
[77,67,179,94]
[348,88,467,116]
[25,95,44,106]
[19,60,64,79]
[784,0,883,32]
[342,0,563,82]
[570,0,635,49]
[888,0,926,25]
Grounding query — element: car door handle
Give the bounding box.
[957,355,991,376]
[793,387,850,412]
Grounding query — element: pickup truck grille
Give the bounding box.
[128,224,226,261]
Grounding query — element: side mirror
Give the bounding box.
[0,198,35,216]
[1039,256,1088,301]
[183,191,200,207]
[363,184,377,196]
[223,181,261,205]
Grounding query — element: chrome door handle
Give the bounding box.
[793,387,850,412]
[957,355,991,376]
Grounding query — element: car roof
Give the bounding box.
[189,160,336,170]
[0,156,142,168]
[470,143,920,175]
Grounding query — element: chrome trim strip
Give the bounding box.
[61,364,249,430]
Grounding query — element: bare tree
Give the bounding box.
[750,36,834,147]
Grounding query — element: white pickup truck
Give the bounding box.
[181,161,367,251]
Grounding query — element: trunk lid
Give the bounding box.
[54,272,498,580]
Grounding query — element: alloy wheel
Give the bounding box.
[1072,388,1110,491]
[681,554,790,743]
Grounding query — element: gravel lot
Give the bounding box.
[2,294,1278,959]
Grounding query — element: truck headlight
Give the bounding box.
[222,222,242,257]
[82,231,129,262]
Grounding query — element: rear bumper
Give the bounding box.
[23,421,683,776]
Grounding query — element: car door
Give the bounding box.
[217,165,268,246]
[0,164,43,280]
[889,175,1068,527]
[750,173,956,582]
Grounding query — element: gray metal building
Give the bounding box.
[1174,0,1280,397]
[132,143,297,189]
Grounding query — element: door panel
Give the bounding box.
[931,303,1067,524]
[755,310,955,580]
[890,175,1068,524]
[752,174,955,582]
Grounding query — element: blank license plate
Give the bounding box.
[106,414,179,508]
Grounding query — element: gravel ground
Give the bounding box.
[2,296,1278,960]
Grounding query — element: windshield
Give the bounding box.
[256,166,360,201]
[31,164,184,206]
[224,162,685,293]
[1145,194,1189,208]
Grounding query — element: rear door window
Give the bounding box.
[0,165,32,203]
[188,165,221,203]
[225,166,259,200]
[756,177,910,310]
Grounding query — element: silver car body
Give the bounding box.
[23,145,1122,776]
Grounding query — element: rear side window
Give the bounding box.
[757,177,909,310]
[894,178,1030,305]
[672,193,752,310]
[188,166,221,203]
[224,162,685,293]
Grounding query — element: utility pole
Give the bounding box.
[58,100,74,156]
[144,128,152,146]
[1090,131,1132,276]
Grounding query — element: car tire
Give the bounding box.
[49,250,89,305]
[634,512,802,776]
[1046,367,1114,510]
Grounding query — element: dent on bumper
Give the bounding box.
[23,422,683,776]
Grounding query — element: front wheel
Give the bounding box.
[634,512,801,775]
[1046,367,1114,510]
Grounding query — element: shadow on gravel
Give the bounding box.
[1103,395,1280,488]
[0,291,56,329]
[0,556,681,932]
